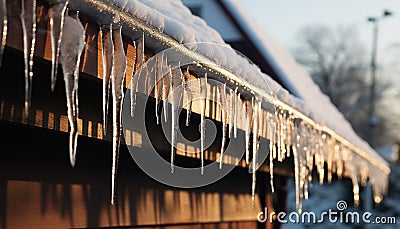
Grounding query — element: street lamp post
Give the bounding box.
[367,10,392,147]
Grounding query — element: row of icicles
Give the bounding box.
[4,0,386,212]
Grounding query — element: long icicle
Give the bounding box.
[60,15,85,167]
[170,64,183,173]
[269,112,276,193]
[110,24,127,205]
[170,65,175,173]
[228,87,234,138]
[0,0,7,67]
[251,99,260,208]
[204,73,207,172]
[130,33,144,117]
[199,74,207,174]
[219,84,227,169]
[292,139,302,213]
[240,101,246,162]
[154,55,160,124]
[167,59,173,123]
[20,0,36,118]
[245,99,253,164]
[234,88,239,138]
[162,56,170,122]
[100,24,114,135]
[48,0,69,91]
[156,56,164,124]
[220,85,227,168]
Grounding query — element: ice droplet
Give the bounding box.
[20,0,36,118]
[110,25,127,205]
[59,15,85,167]
[49,0,69,91]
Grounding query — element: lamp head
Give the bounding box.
[383,9,393,17]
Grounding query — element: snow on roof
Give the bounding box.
[120,0,272,93]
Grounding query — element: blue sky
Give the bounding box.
[236,0,400,64]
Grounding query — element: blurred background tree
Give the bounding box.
[292,25,395,147]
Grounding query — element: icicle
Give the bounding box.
[269,143,275,194]
[276,111,281,162]
[170,64,183,173]
[234,88,239,138]
[268,112,276,193]
[276,109,287,162]
[155,54,164,124]
[335,145,343,178]
[251,100,261,209]
[198,74,207,174]
[183,66,192,126]
[162,56,170,122]
[100,24,114,135]
[315,131,325,185]
[239,101,245,163]
[0,0,7,67]
[262,111,267,141]
[228,88,234,138]
[296,123,313,204]
[170,65,175,173]
[324,134,334,183]
[256,101,262,153]
[59,15,85,167]
[286,115,293,158]
[245,99,253,164]
[20,0,36,117]
[130,33,144,117]
[293,137,302,213]
[219,84,228,169]
[48,0,69,91]
[154,55,159,123]
[110,25,127,205]
[169,63,173,105]
[369,165,388,204]
[304,175,309,200]
[281,111,287,161]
